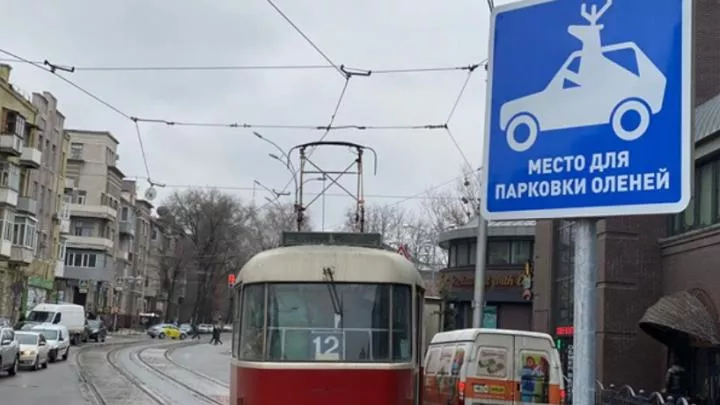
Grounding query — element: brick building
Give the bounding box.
[530,0,720,396]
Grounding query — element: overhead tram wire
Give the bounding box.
[265,0,346,79]
[0,58,481,75]
[0,48,157,188]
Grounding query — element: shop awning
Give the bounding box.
[639,290,720,347]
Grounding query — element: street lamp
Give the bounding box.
[254,179,290,199]
[268,153,298,196]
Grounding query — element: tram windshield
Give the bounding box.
[238,283,412,362]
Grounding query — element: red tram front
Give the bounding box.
[230,232,425,405]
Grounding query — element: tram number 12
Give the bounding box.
[310,332,343,360]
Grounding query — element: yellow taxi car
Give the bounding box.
[158,325,186,340]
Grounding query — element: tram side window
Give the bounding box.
[391,285,411,361]
[239,284,265,361]
[232,286,243,358]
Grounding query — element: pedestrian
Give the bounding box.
[215,325,223,345]
[191,324,201,340]
[210,325,219,345]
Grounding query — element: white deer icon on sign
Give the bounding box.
[498,0,667,152]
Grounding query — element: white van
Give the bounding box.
[423,328,565,405]
[26,304,86,345]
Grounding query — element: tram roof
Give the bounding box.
[237,244,425,286]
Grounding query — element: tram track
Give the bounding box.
[164,345,230,389]
[75,339,169,405]
[133,344,227,405]
[76,338,225,405]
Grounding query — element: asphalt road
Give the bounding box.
[0,344,88,404]
[168,333,231,385]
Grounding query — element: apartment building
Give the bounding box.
[0,64,43,320]
[26,91,68,309]
[61,129,122,314]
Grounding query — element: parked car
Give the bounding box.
[31,324,70,362]
[86,319,107,343]
[0,326,19,376]
[222,324,233,332]
[15,331,49,371]
[198,324,213,334]
[179,323,192,334]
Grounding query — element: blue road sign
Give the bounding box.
[480,0,693,220]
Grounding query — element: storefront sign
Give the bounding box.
[28,276,54,290]
[451,273,525,289]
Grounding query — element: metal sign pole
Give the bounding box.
[572,219,597,405]
[472,215,488,328]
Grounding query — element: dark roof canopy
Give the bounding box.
[639,290,720,347]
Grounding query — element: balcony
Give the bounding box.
[0,239,10,258]
[66,235,114,252]
[0,188,18,207]
[119,221,135,237]
[54,260,64,278]
[60,218,70,234]
[64,178,75,190]
[119,251,130,261]
[0,134,22,156]
[10,245,33,264]
[63,262,114,282]
[69,203,117,220]
[16,196,38,216]
[20,146,42,169]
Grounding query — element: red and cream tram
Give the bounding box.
[230,232,426,405]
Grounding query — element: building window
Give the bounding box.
[487,241,511,264]
[13,215,37,249]
[0,209,13,242]
[486,240,534,265]
[669,159,720,235]
[456,243,469,266]
[151,227,158,240]
[65,252,98,268]
[76,190,86,205]
[554,220,575,327]
[4,110,26,138]
[0,162,20,191]
[121,207,129,221]
[70,143,83,159]
[511,240,533,264]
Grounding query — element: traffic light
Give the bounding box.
[555,338,563,350]
[228,274,236,288]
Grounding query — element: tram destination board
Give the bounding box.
[281,231,384,248]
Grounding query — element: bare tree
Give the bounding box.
[244,202,312,252]
[159,189,249,323]
[422,167,480,235]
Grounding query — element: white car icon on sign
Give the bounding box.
[498,0,667,152]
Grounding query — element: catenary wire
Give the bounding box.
[265,0,345,78]
[0,48,155,184]
[0,47,484,201]
[0,58,481,75]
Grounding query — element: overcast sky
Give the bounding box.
[2,0,497,229]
